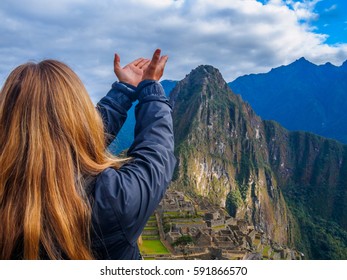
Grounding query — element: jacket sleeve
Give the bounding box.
[95,80,176,244]
[96,82,137,146]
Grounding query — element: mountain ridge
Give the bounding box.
[229,57,347,144]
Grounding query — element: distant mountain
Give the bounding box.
[228,58,347,144]
[169,65,347,259]
[161,79,178,95]
[108,80,176,153]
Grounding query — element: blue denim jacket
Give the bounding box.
[92,80,176,259]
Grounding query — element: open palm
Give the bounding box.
[114,54,150,87]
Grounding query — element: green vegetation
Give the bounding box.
[172,78,202,146]
[239,184,249,201]
[208,177,225,205]
[172,235,194,247]
[226,189,243,217]
[142,235,160,239]
[163,222,171,234]
[236,151,251,188]
[269,251,275,259]
[139,240,170,255]
[144,226,158,231]
[283,185,347,259]
[212,225,226,230]
[140,214,170,256]
[265,116,347,259]
[163,211,198,219]
[262,246,271,258]
[164,211,181,215]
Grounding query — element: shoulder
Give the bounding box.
[96,167,118,185]
[92,167,137,216]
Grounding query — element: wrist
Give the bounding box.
[137,80,165,101]
[137,80,156,93]
[119,81,137,91]
[111,81,138,102]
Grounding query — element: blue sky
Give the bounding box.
[314,0,347,44]
[1,0,347,102]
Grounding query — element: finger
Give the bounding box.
[158,55,169,68]
[132,58,145,66]
[150,49,161,66]
[137,59,150,69]
[141,60,151,71]
[157,55,168,76]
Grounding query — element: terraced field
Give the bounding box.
[139,215,170,258]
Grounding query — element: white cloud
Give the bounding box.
[1,0,347,102]
[325,4,337,12]
[286,0,320,21]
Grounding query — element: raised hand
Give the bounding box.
[114,54,150,87]
[142,49,168,81]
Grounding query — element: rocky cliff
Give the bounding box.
[169,65,347,259]
[169,65,292,245]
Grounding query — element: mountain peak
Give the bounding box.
[187,65,225,83]
[170,65,231,105]
[292,57,315,67]
[297,57,308,62]
[194,64,220,74]
[323,62,333,67]
[183,65,226,87]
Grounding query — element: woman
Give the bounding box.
[0,49,176,259]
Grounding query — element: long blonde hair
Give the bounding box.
[0,60,125,259]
